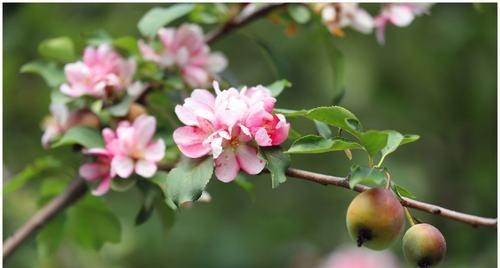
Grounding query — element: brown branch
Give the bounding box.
[284,168,497,229]
[205,3,287,44]
[3,177,88,260]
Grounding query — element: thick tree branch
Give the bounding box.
[3,177,88,260]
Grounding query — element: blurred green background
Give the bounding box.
[3,3,497,268]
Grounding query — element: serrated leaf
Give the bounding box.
[20,61,65,88]
[288,4,311,24]
[314,120,332,138]
[3,156,61,195]
[306,106,363,136]
[359,130,404,162]
[262,147,290,189]
[348,165,386,189]
[51,126,104,149]
[266,79,292,97]
[67,195,121,250]
[273,108,308,117]
[165,157,214,209]
[38,36,75,63]
[286,135,363,154]
[138,4,195,37]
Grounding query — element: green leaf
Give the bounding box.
[266,79,292,97]
[38,36,75,63]
[348,165,387,189]
[400,134,420,145]
[288,5,311,24]
[138,4,195,37]
[288,127,302,141]
[314,120,332,138]
[4,156,61,195]
[306,106,363,136]
[164,157,214,209]
[359,130,403,162]
[36,214,66,258]
[135,180,160,226]
[86,30,112,46]
[262,147,290,189]
[113,36,139,55]
[154,196,176,233]
[273,108,308,117]
[67,195,121,250]
[107,95,132,117]
[393,184,417,199]
[20,61,65,88]
[286,135,363,154]
[52,126,104,149]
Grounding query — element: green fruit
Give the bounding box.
[346,188,404,250]
[403,223,446,268]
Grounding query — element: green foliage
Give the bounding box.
[286,135,362,154]
[267,79,292,97]
[153,157,214,209]
[20,61,65,88]
[51,126,104,149]
[38,36,75,63]
[138,4,195,37]
[37,214,66,258]
[261,147,290,189]
[111,176,137,192]
[348,165,386,189]
[189,3,231,24]
[314,120,332,138]
[107,95,133,117]
[307,106,362,136]
[4,156,62,195]
[67,195,121,250]
[392,183,417,199]
[113,36,139,55]
[234,174,256,201]
[288,5,311,24]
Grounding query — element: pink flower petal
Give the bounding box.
[133,115,156,149]
[175,105,198,126]
[235,144,265,175]
[144,139,166,162]
[135,160,157,178]
[182,65,209,87]
[215,148,239,182]
[111,155,134,178]
[79,163,103,181]
[138,40,161,62]
[91,176,112,196]
[254,128,272,146]
[173,126,211,158]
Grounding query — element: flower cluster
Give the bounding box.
[312,3,432,44]
[173,81,289,182]
[79,115,165,195]
[60,44,137,98]
[139,23,227,88]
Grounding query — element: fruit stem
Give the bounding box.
[384,171,391,189]
[404,207,416,226]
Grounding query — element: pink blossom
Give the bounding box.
[375,3,433,44]
[317,246,400,268]
[173,81,289,182]
[60,44,136,98]
[104,115,166,178]
[79,148,115,196]
[318,3,375,36]
[138,24,227,87]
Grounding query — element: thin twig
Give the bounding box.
[284,168,497,229]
